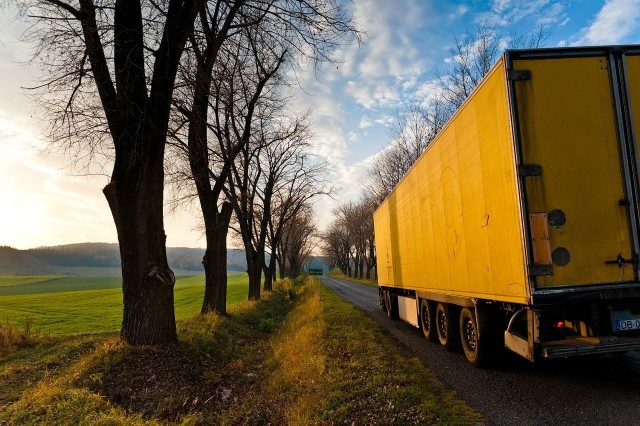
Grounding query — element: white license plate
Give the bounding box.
[616,319,640,331]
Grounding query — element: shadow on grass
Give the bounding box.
[0,285,295,424]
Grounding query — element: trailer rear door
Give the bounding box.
[512,54,636,287]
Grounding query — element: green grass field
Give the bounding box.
[0,274,249,336]
[0,276,66,288]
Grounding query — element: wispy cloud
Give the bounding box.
[475,0,568,27]
[344,0,426,109]
[573,0,640,45]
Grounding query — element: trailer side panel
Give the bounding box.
[374,59,528,304]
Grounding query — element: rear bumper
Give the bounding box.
[541,336,640,358]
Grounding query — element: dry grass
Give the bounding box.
[0,316,35,356]
[1,277,480,425]
[268,277,326,424]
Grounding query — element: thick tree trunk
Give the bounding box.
[104,150,177,345]
[201,202,233,314]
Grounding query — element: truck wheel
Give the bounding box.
[420,299,436,342]
[436,302,456,351]
[379,289,387,312]
[385,291,399,320]
[460,307,483,367]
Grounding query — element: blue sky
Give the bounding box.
[1,0,639,249]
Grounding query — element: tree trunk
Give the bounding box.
[201,202,233,314]
[277,257,284,279]
[279,256,286,279]
[246,249,263,300]
[103,149,177,345]
[269,255,277,286]
[263,252,277,292]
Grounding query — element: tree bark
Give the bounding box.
[263,252,276,292]
[103,142,177,345]
[201,202,233,314]
[277,254,285,279]
[246,248,263,300]
[75,0,199,345]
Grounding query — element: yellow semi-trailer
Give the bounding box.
[374,45,640,365]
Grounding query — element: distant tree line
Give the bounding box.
[0,243,250,273]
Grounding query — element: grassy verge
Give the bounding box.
[0,277,480,424]
[316,278,480,424]
[328,269,378,287]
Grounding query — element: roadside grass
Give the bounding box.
[316,278,481,424]
[1,275,480,424]
[0,274,248,336]
[328,268,377,287]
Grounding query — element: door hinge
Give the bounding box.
[518,164,542,177]
[605,253,638,267]
[509,70,531,81]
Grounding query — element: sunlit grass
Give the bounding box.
[0,276,480,424]
[0,274,249,336]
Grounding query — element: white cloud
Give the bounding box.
[358,116,373,129]
[343,0,427,109]
[475,0,567,27]
[574,0,640,45]
[455,5,469,17]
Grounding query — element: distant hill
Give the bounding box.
[0,243,248,276]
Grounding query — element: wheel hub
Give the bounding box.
[463,319,476,352]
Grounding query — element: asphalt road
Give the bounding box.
[319,275,640,426]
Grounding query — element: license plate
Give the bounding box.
[616,319,640,331]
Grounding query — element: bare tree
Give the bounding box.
[322,218,351,275]
[279,207,318,277]
[262,127,331,291]
[169,0,358,310]
[436,23,549,115]
[17,0,205,345]
[168,14,288,314]
[226,109,322,299]
[365,102,446,203]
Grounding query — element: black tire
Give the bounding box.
[460,307,483,367]
[436,302,457,352]
[379,289,387,312]
[420,299,436,342]
[385,291,399,320]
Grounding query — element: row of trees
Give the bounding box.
[322,197,376,280]
[323,24,548,279]
[19,0,359,345]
